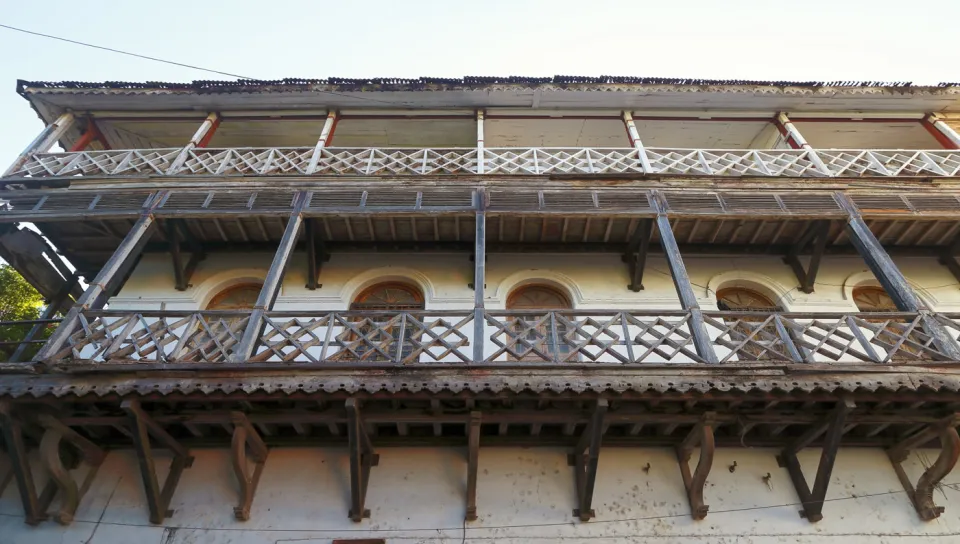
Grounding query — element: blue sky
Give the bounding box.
[2,0,960,161]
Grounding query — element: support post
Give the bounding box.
[68,118,110,152]
[568,399,608,521]
[36,203,161,361]
[624,219,653,291]
[166,219,205,292]
[0,402,45,525]
[305,217,327,290]
[465,411,481,521]
[232,192,308,362]
[346,398,379,522]
[166,112,221,174]
[676,412,716,519]
[622,111,652,172]
[230,411,269,521]
[838,194,960,360]
[476,110,485,174]
[777,399,854,522]
[473,193,486,363]
[10,272,78,363]
[122,399,194,524]
[3,112,76,177]
[306,110,339,174]
[921,114,960,149]
[651,192,718,364]
[773,113,833,176]
[887,414,960,520]
[35,414,106,525]
[784,220,831,293]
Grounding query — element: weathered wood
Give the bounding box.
[625,219,652,292]
[887,414,960,520]
[476,110,486,175]
[465,411,481,521]
[0,402,46,525]
[473,204,487,363]
[346,398,378,522]
[9,273,78,363]
[777,399,854,522]
[230,411,268,520]
[122,399,194,524]
[3,112,75,177]
[166,112,221,173]
[676,412,716,519]
[570,399,608,521]
[622,111,652,172]
[922,114,960,150]
[35,414,106,525]
[306,111,339,174]
[304,217,326,290]
[785,220,831,293]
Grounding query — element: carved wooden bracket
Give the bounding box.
[777,399,854,522]
[346,398,379,522]
[36,414,106,525]
[568,399,608,521]
[122,399,195,524]
[465,411,481,522]
[888,414,960,521]
[676,412,716,520]
[0,402,47,525]
[230,411,269,521]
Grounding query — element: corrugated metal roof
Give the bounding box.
[17,76,958,94]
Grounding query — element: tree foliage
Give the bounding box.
[0,264,48,360]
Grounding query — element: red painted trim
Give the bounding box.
[325,115,340,147]
[69,118,110,151]
[920,117,959,149]
[771,117,802,149]
[196,116,221,148]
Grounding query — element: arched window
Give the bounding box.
[852,286,897,312]
[506,284,573,361]
[341,282,424,362]
[206,283,263,310]
[715,286,782,360]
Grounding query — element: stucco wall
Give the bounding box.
[1,447,958,543]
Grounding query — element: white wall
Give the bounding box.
[2,446,959,543]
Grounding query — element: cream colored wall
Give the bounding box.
[110,252,960,312]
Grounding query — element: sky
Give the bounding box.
[2,0,960,162]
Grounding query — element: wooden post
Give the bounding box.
[3,112,76,177]
[306,111,339,174]
[465,411,481,521]
[622,111,652,172]
[570,399,608,521]
[838,193,960,359]
[0,402,45,525]
[476,110,486,174]
[774,113,833,176]
[231,192,308,362]
[166,112,221,174]
[921,113,960,149]
[68,118,109,152]
[9,273,79,363]
[36,203,161,361]
[651,192,719,363]
[473,192,486,363]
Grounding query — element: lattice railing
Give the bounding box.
[703,311,949,364]
[37,309,960,366]
[45,310,249,364]
[9,146,960,179]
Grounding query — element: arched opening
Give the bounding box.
[206,283,263,310]
[852,285,919,359]
[852,285,897,312]
[342,281,425,362]
[506,284,573,361]
[715,286,783,360]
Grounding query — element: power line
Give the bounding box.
[0,23,254,80]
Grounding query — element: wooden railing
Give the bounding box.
[7,147,960,179]
[39,309,959,366]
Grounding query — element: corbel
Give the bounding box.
[568,399,608,521]
[623,218,653,292]
[166,218,205,291]
[33,414,106,524]
[784,220,831,293]
[0,402,46,525]
[230,411,269,520]
[122,399,195,524]
[305,217,328,290]
[346,398,379,522]
[676,412,716,520]
[465,411,481,521]
[887,414,960,520]
[777,399,854,522]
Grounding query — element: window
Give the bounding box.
[506,284,572,361]
[342,282,424,361]
[852,286,897,312]
[206,283,262,310]
[715,287,782,360]
[852,285,918,359]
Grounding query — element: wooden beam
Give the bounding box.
[304,217,327,290]
[887,414,960,520]
[3,112,75,177]
[676,412,716,519]
[625,219,652,292]
[465,411,481,521]
[569,399,608,521]
[621,111,652,172]
[921,114,960,150]
[306,110,339,174]
[230,412,269,520]
[473,198,487,362]
[9,273,78,363]
[784,220,831,293]
[777,399,854,522]
[346,398,378,522]
[122,399,194,524]
[476,110,486,174]
[0,402,46,525]
[166,112,221,174]
[773,113,832,175]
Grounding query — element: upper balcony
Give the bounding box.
[6,78,960,183]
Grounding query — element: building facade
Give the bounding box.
[2,77,960,542]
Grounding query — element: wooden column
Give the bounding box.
[232,192,308,362]
[621,111,652,172]
[651,192,718,363]
[921,113,960,149]
[476,109,486,174]
[36,199,162,361]
[68,118,110,152]
[838,194,960,360]
[773,113,833,176]
[3,112,76,177]
[306,110,339,174]
[473,190,486,363]
[166,112,221,174]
